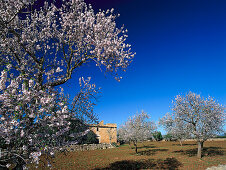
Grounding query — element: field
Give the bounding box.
[31,140,226,170]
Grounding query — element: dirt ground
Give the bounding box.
[30,140,226,170]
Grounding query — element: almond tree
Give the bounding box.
[0,69,97,169]
[0,0,134,168]
[160,92,225,158]
[118,111,156,153]
[0,0,134,87]
[159,113,191,146]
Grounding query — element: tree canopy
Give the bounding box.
[160,92,225,158]
[118,111,156,153]
[0,0,134,168]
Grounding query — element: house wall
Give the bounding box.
[89,120,117,144]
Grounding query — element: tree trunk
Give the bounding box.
[129,140,132,148]
[133,141,138,153]
[197,141,204,158]
[12,164,23,170]
[179,140,183,147]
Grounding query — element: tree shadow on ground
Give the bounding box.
[131,145,156,150]
[173,147,224,157]
[94,157,182,170]
[172,143,196,146]
[135,149,168,156]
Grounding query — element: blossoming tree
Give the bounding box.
[160,92,225,158]
[118,111,156,153]
[159,112,191,146]
[0,0,134,168]
[0,69,99,169]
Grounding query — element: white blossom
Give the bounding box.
[0,0,134,168]
[159,92,226,158]
[118,111,156,153]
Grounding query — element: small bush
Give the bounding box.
[80,131,99,144]
[117,139,126,145]
[153,131,163,141]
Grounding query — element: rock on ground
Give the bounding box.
[206,164,226,170]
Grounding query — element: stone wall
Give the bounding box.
[0,144,114,159]
[89,120,117,144]
[65,143,114,152]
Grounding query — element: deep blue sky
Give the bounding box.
[63,0,226,134]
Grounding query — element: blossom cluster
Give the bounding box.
[0,0,135,87]
[0,0,134,168]
[0,69,99,168]
[0,69,71,167]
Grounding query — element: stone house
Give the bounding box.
[89,120,117,144]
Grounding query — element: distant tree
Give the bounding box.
[160,92,225,158]
[117,128,126,145]
[152,131,163,141]
[117,111,156,153]
[163,134,173,141]
[215,132,226,138]
[223,132,226,138]
[159,113,191,146]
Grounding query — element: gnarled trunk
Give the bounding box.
[197,141,204,158]
[133,140,138,153]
